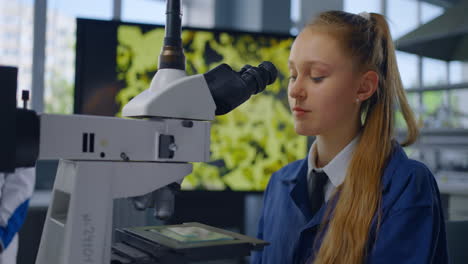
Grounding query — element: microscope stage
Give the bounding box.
[112,222,268,263]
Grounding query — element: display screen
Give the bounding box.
[75,18,307,191]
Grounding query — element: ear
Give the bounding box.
[357,70,379,101]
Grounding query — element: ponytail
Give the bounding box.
[371,14,419,146]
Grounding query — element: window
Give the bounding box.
[450,62,468,84]
[0,0,34,106]
[387,0,419,39]
[344,0,381,14]
[419,2,468,128]
[48,0,112,20]
[423,57,447,86]
[122,0,166,25]
[44,0,112,114]
[421,1,444,24]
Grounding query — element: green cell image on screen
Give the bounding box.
[116,25,307,191]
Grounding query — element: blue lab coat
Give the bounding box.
[251,143,448,264]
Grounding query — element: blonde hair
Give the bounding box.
[307,11,419,263]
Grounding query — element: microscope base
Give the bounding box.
[35,159,192,264]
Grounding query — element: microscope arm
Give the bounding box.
[38,114,210,164]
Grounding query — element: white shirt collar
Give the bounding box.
[307,134,360,187]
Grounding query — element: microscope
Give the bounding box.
[1,0,276,263]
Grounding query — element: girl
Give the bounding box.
[251,11,448,264]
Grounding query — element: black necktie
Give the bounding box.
[309,170,329,216]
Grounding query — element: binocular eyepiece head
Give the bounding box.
[204,61,278,116]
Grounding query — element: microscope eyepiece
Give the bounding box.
[259,61,278,85]
[203,61,278,116]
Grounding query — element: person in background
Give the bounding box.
[0,167,35,264]
[251,11,448,264]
